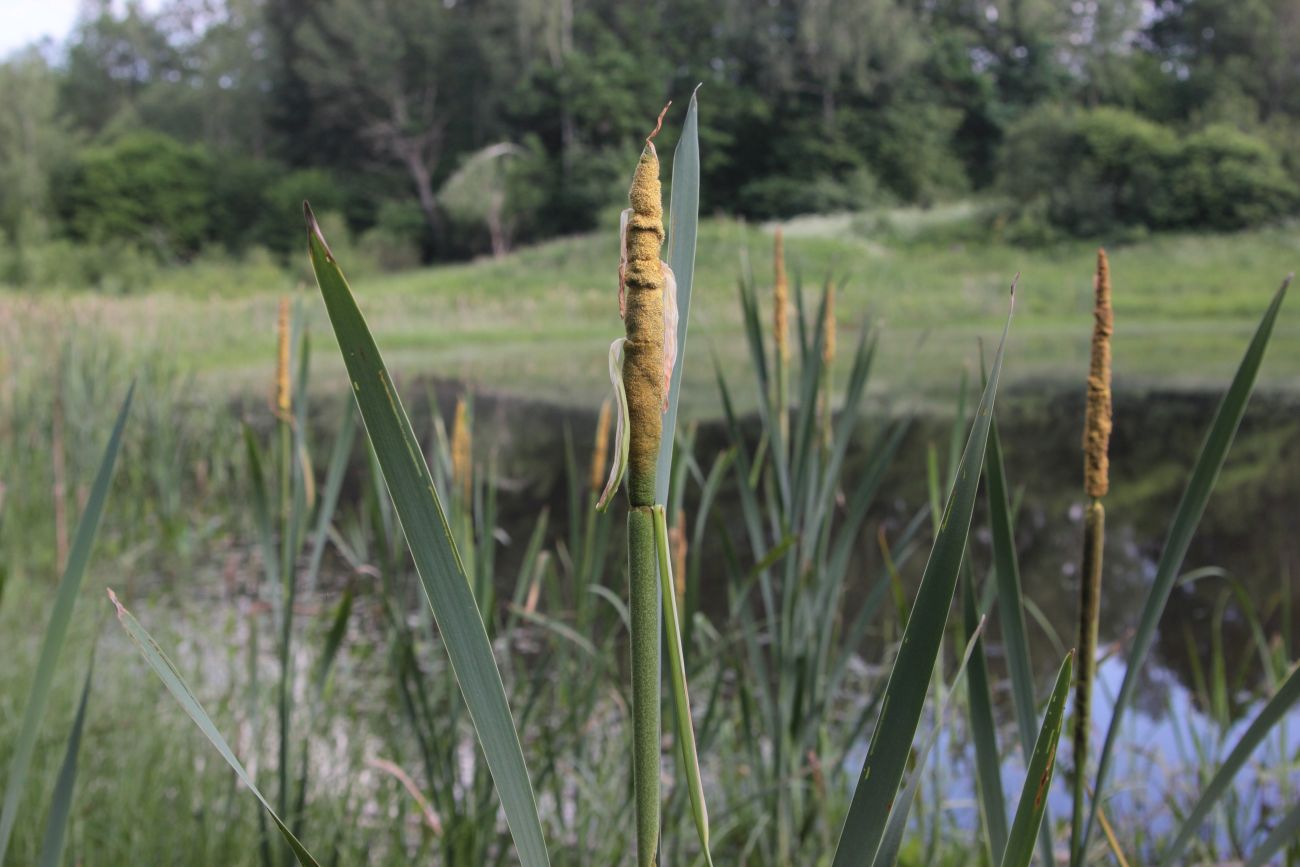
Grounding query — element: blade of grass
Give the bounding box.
[986,417,1054,865]
[1245,800,1300,867]
[655,87,700,504]
[872,616,988,867]
[304,205,549,866]
[1158,661,1300,866]
[107,590,321,867]
[653,505,712,865]
[1084,276,1291,856]
[1001,651,1074,867]
[964,570,1008,862]
[0,383,132,867]
[35,651,95,867]
[831,288,1014,867]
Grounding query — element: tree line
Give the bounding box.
[1,0,1298,283]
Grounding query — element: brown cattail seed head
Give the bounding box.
[622,135,666,507]
[451,396,472,503]
[774,227,789,362]
[823,280,836,366]
[1084,248,1113,499]
[591,398,612,493]
[276,296,291,417]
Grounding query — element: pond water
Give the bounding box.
[302,377,1300,856]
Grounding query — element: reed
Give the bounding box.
[1071,248,1112,864]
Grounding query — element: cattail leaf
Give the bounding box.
[964,571,1009,863]
[1245,799,1300,867]
[1001,651,1073,867]
[986,418,1054,865]
[831,290,1014,867]
[653,505,713,865]
[655,87,700,504]
[303,204,550,867]
[1158,660,1300,866]
[597,339,630,512]
[872,616,988,867]
[1083,276,1291,856]
[35,652,95,867]
[107,591,321,867]
[0,383,132,867]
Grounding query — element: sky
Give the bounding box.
[0,0,83,56]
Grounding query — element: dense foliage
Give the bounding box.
[2,0,1300,279]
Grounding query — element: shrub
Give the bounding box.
[738,167,887,220]
[52,131,212,259]
[998,106,1298,236]
[1172,124,1296,229]
[256,168,348,255]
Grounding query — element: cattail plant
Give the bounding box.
[773,227,790,447]
[1071,248,1112,864]
[597,102,709,866]
[601,105,673,867]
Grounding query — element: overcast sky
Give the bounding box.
[0,0,84,56]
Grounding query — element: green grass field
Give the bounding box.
[4,207,1299,415]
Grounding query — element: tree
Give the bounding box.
[0,50,68,244]
[295,0,466,241]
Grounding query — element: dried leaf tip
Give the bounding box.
[303,200,333,259]
[106,587,126,617]
[647,102,672,146]
[1084,248,1113,499]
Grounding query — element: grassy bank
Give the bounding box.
[3,209,1298,413]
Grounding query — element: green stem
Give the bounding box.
[277,410,295,863]
[628,506,660,866]
[1071,499,1104,866]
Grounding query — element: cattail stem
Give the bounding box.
[627,505,661,867]
[1071,249,1112,866]
[1071,499,1104,861]
[275,295,296,848]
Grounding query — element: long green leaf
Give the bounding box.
[1158,661,1300,866]
[964,571,1008,862]
[653,505,712,865]
[872,615,988,867]
[655,87,701,504]
[1245,800,1300,867]
[831,290,1014,866]
[1001,651,1074,867]
[108,590,321,867]
[986,418,1054,865]
[35,653,94,867]
[304,204,549,866]
[1084,276,1290,855]
[0,383,133,866]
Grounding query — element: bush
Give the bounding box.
[738,167,887,220]
[52,131,212,259]
[257,168,349,255]
[1173,125,1296,229]
[998,106,1298,237]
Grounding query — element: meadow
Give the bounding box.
[6,206,1300,410]
[1,191,1299,866]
